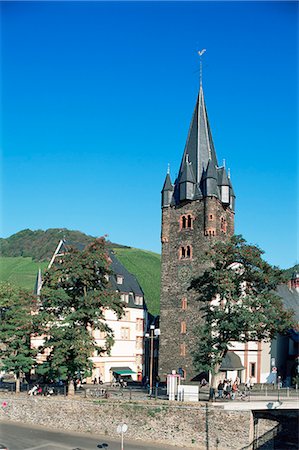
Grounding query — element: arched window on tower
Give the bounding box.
[180,214,193,230]
[180,245,192,259]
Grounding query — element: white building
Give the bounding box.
[33,240,148,383]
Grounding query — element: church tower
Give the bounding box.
[159,82,235,381]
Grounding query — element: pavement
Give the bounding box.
[0,421,193,450]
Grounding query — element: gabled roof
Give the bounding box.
[178,86,218,184]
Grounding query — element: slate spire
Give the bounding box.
[178,85,218,184]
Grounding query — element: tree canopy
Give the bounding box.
[0,282,37,391]
[38,238,124,388]
[190,235,295,376]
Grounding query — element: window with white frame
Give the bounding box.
[136,318,144,332]
[136,336,143,349]
[120,293,129,303]
[136,354,143,367]
[120,327,130,340]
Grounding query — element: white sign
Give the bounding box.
[117,423,128,434]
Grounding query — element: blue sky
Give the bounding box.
[1,1,298,269]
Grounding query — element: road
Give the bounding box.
[0,421,190,450]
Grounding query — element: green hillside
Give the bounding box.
[0,257,48,290]
[114,247,161,316]
[0,228,127,262]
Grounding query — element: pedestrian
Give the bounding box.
[201,378,207,387]
[245,378,251,391]
[217,381,224,399]
[231,381,238,400]
[93,377,97,385]
[155,375,160,388]
[225,381,232,399]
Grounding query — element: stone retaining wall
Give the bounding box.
[0,395,277,449]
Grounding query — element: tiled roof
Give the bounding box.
[277,284,299,322]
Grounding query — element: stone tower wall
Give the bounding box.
[159,196,234,381]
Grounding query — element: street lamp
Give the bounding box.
[145,324,160,395]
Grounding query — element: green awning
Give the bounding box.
[111,367,136,375]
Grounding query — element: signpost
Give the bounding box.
[116,423,128,450]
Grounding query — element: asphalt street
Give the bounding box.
[0,421,191,450]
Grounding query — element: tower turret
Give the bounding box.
[203,159,219,198]
[161,171,174,207]
[218,166,230,205]
[178,155,196,202]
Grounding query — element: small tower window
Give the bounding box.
[187,215,192,228]
[181,321,186,334]
[209,214,213,220]
[182,216,187,229]
[205,228,216,237]
[186,245,191,258]
[180,247,186,259]
[181,297,187,310]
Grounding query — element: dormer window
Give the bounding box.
[117,275,124,285]
[134,295,143,306]
[120,293,129,303]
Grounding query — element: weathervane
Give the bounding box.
[198,49,206,87]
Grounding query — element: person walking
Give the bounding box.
[217,381,224,399]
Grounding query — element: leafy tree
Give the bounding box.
[0,282,37,392]
[190,235,295,387]
[38,238,124,394]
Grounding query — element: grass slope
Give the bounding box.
[113,248,161,316]
[0,257,48,290]
[0,248,161,315]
